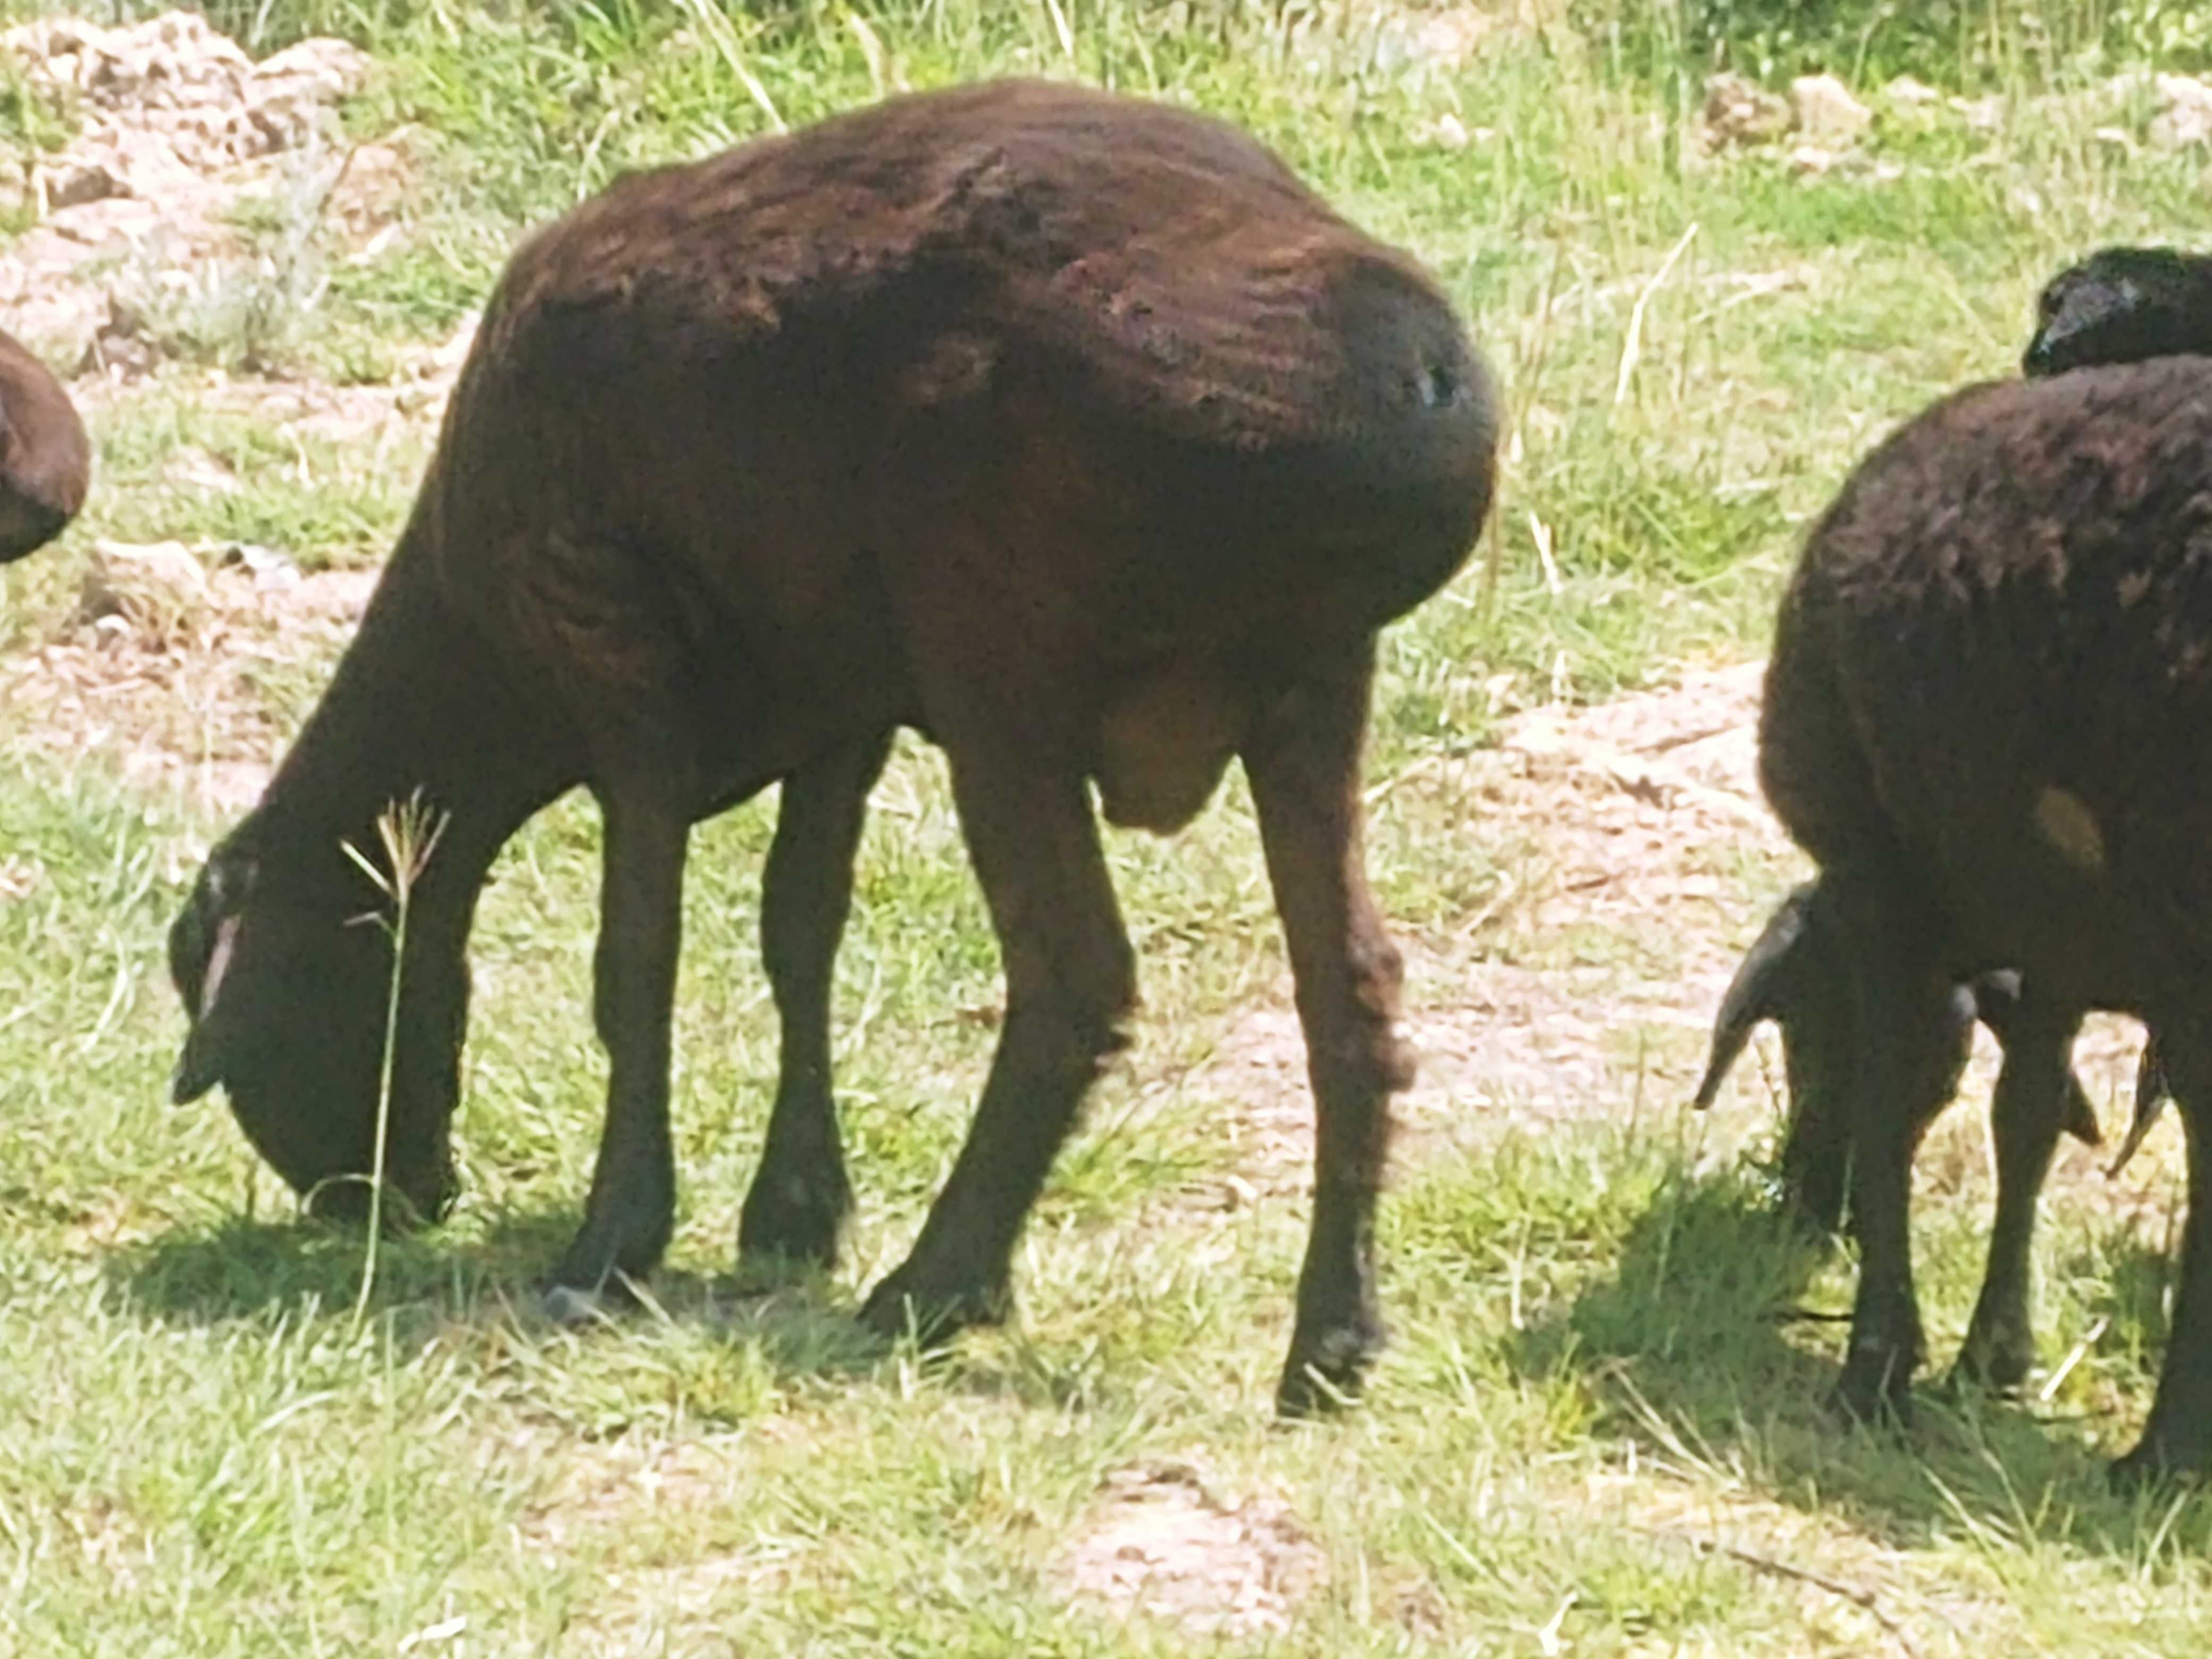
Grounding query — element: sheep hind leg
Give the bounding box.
[546,786,692,1320]
[857,758,1135,1345]
[737,730,895,1273]
[2113,1015,2212,1487]
[1244,644,1412,1418]
[1827,875,1954,1428]
[1953,995,2079,1393]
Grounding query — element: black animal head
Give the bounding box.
[2023,246,2212,379]
[1695,882,1863,1231]
[169,837,465,1226]
[1693,882,1980,1234]
[1697,884,2106,1231]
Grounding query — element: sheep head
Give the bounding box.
[1694,882,1861,1231]
[168,839,465,1228]
[2023,246,2212,379]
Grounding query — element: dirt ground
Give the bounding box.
[0,11,382,367]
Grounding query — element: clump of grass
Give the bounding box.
[336,787,447,1321]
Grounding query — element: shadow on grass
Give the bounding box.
[100,1200,898,1382]
[1512,1166,2212,1557]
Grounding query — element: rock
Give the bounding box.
[44,160,129,210]
[1702,71,1791,149]
[1787,144,1837,177]
[1955,94,2005,132]
[215,541,301,592]
[76,292,163,380]
[1883,74,1940,108]
[324,140,414,237]
[74,538,213,647]
[1790,73,1872,144]
[2150,72,2212,149]
[0,11,379,369]
[250,37,372,102]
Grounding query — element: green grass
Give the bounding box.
[6,0,2212,1652]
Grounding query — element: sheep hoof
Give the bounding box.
[2110,1431,2210,1493]
[857,1266,1009,1347]
[541,1284,607,1325]
[1829,1363,1914,1433]
[1949,1333,2034,1397]
[1276,1320,1384,1419]
[737,1170,854,1274]
[541,1277,640,1326]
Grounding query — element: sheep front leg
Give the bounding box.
[858,761,1135,1344]
[547,791,691,1317]
[739,730,895,1271]
[1954,997,2078,1391]
[1244,645,1412,1417]
[2114,1017,2212,1486]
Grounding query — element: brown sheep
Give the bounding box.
[1756,355,2212,1484]
[0,326,89,563]
[165,78,1498,1414]
[1696,249,2212,1400]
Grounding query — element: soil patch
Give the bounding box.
[1056,1460,1326,1636]
[2,12,374,369]
[1,534,373,817]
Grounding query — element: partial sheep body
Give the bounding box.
[165,79,1497,1413]
[1719,253,2199,1400]
[1758,355,2212,1482]
[0,327,88,563]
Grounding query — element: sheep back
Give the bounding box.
[1760,357,2212,1005]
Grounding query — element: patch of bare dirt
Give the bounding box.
[517,1435,741,1558]
[510,1432,813,1656]
[1055,1461,1325,1637]
[0,12,374,367]
[1170,662,1783,1200]
[1,534,374,817]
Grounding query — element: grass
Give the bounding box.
[5,0,2212,1652]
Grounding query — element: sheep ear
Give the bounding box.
[2108,1032,2171,1178]
[172,1027,224,1105]
[1692,887,1816,1110]
[171,912,241,1104]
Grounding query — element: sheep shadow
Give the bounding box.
[102,1201,892,1382]
[1511,1167,2212,1559]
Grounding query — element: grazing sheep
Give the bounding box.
[1692,881,2107,1392]
[1753,354,2212,1482]
[2024,246,2212,378]
[165,78,1498,1414]
[0,327,89,563]
[1697,250,2210,1394]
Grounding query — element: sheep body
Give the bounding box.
[166,79,1497,1414]
[0,327,88,563]
[1715,252,2204,1400]
[1758,355,2212,1481]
